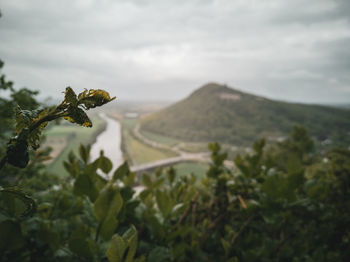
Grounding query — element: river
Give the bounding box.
[90,113,124,170]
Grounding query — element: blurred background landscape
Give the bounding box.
[1,0,349,177]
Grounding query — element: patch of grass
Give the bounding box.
[121,118,177,165]
[122,118,138,131]
[179,143,209,153]
[140,130,180,147]
[44,116,106,176]
[172,162,208,179]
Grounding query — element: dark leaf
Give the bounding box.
[64,107,92,127]
[6,139,29,168]
[68,227,94,259]
[0,220,25,252]
[78,89,116,110]
[113,161,130,181]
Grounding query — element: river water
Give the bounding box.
[90,113,124,170]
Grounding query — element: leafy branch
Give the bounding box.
[0,87,115,170]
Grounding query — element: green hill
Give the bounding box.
[140,83,350,146]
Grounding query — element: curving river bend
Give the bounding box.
[90,113,124,169]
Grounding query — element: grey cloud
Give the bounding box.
[270,0,350,25]
[0,0,349,103]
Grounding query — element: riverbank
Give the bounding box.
[44,115,107,176]
[90,113,124,169]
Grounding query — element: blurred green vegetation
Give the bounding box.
[171,162,208,179]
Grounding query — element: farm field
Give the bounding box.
[121,116,212,177]
[121,118,177,165]
[43,111,236,179]
[44,115,107,176]
[139,129,180,147]
[172,162,209,179]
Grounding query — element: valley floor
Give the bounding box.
[44,109,244,178]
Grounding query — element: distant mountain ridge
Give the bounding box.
[140,83,350,146]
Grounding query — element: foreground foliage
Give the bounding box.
[2,126,350,261]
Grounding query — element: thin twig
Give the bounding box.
[199,214,224,245]
[95,221,102,242]
[28,112,66,133]
[177,192,199,226]
[0,155,7,171]
[231,215,254,244]
[192,198,197,227]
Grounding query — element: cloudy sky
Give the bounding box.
[1,0,350,104]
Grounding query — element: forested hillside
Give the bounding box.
[141,83,350,146]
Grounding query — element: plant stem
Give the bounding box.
[231,215,254,244]
[95,221,102,242]
[0,111,67,172]
[28,112,66,133]
[0,155,7,171]
[177,193,199,226]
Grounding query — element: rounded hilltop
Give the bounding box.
[141,83,350,147]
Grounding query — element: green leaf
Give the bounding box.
[57,87,78,110]
[64,87,78,106]
[139,189,152,202]
[94,185,123,240]
[113,161,130,181]
[171,203,185,216]
[142,174,152,188]
[124,172,136,187]
[0,188,36,218]
[97,152,113,174]
[106,226,138,262]
[63,159,80,178]
[94,185,123,222]
[262,174,284,199]
[14,106,37,134]
[27,108,50,149]
[156,190,173,218]
[120,187,135,202]
[37,223,60,252]
[107,234,127,262]
[64,107,92,127]
[263,173,296,201]
[286,153,303,175]
[79,144,91,164]
[167,166,176,184]
[148,246,172,262]
[6,139,29,168]
[74,174,99,202]
[221,238,231,256]
[123,225,138,262]
[152,177,165,189]
[68,227,94,259]
[134,256,146,262]
[100,215,119,241]
[78,89,116,110]
[0,220,25,252]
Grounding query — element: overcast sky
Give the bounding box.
[1,0,350,104]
